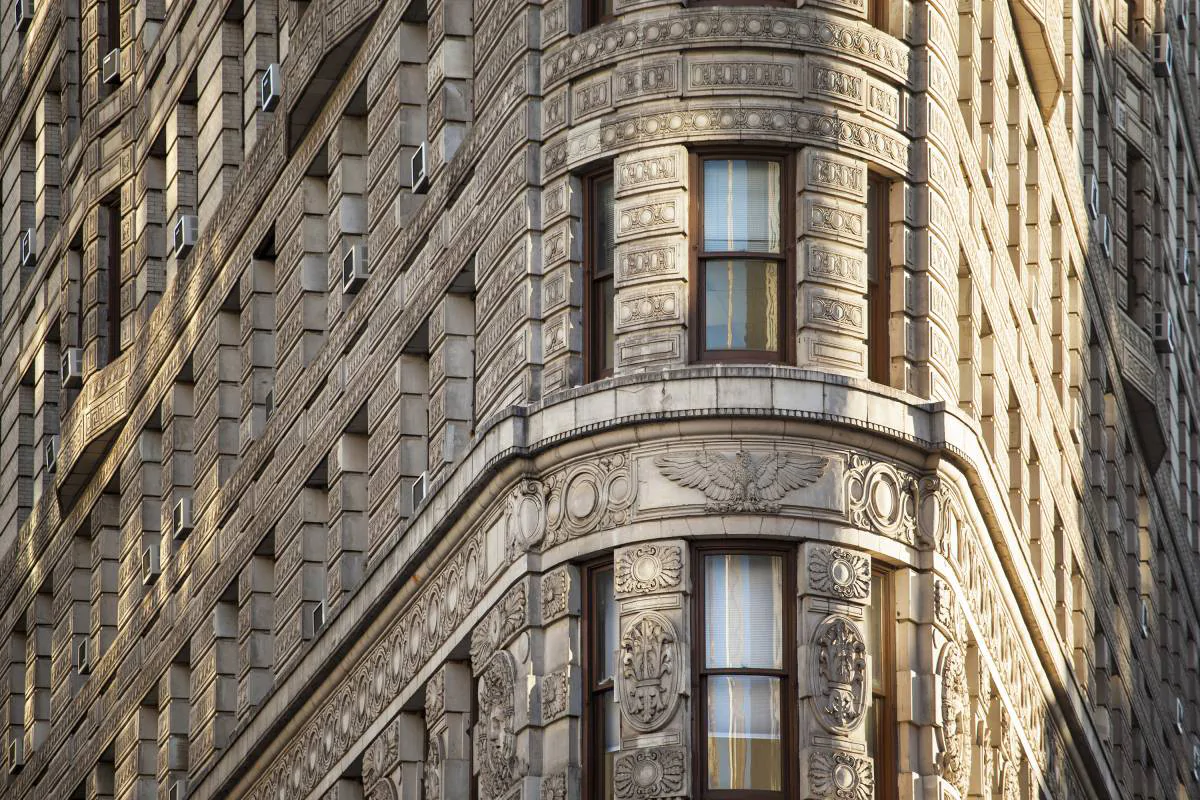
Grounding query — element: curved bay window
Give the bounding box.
[696,548,794,797]
[691,155,793,364]
[865,566,897,800]
[584,172,616,381]
[584,561,620,799]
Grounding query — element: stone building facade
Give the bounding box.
[1,0,1199,797]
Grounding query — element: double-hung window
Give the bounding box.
[584,562,620,799]
[692,155,792,364]
[584,172,616,381]
[697,549,793,796]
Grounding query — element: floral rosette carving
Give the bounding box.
[619,611,680,732]
[937,642,971,797]
[811,615,868,734]
[613,746,686,798]
[808,545,870,601]
[615,544,683,596]
[808,749,874,800]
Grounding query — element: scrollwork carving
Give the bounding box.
[543,452,638,547]
[615,544,683,595]
[505,478,548,557]
[808,545,870,601]
[613,746,687,798]
[937,642,971,797]
[845,455,917,544]
[424,734,443,800]
[619,611,680,733]
[811,615,867,734]
[470,581,528,673]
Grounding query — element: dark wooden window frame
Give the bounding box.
[871,564,898,800]
[688,150,795,365]
[583,0,616,27]
[582,557,615,800]
[105,197,122,363]
[583,169,615,382]
[867,173,891,384]
[691,542,797,800]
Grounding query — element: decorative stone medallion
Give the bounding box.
[613,746,687,798]
[808,749,874,800]
[811,615,868,734]
[615,543,683,596]
[619,611,680,732]
[808,545,870,601]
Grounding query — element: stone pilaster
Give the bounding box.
[612,541,690,799]
[117,428,162,628]
[196,13,244,222]
[159,382,195,558]
[796,147,870,377]
[193,305,241,521]
[612,145,688,373]
[165,101,197,288]
[537,564,581,795]
[156,661,190,789]
[23,588,52,755]
[273,485,328,672]
[50,534,90,718]
[327,115,367,323]
[114,702,157,800]
[133,147,167,340]
[88,496,120,660]
[539,174,580,395]
[30,342,60,506]
[363,711,425,800]
[427,293,475,479]
[425,0,473,176]
[426,661,472,800]
[239,257,276,453]
[798,543,874,800]
[237,552,275,722]
[243,0,280,155]
[188,595,238,772]
[327,431,367,608]
[275,175,328,397]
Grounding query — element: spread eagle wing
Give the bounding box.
[752,453,828,501]
[654,451,739,502]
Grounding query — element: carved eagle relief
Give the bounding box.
[653,449,829,512]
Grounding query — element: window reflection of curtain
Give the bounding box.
[704,160,781,253]
[705,554,783,669]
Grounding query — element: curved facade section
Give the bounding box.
[0,0,1197,799]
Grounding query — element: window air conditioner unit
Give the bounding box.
[304,601,325,639]
[1193,744,1200,782]
[1154,33,1173,78]
[19,228,35,268]
[1140,599,1151,636]
[76,639,91,675]
[168,778,187,800]
[1178,11,1188,30]
[102,47,121,85]
[141,544,160,585]
[45,435,59,474]
[1086,174,1100,220]
[172,496,193,540]
[260,63,281,112]
[173,215,198,259]
[411,141,429,193]
[1154,310,1177,353]
[411,471,427,509]
[1099,214,1113,258]
[1178,247,1192,284]
[62,347,84,389]
[1177,697,1186,733]
[7,738,22,775]
[13,0,31,33]
[263,389,274,419]
[342,244,368,293]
